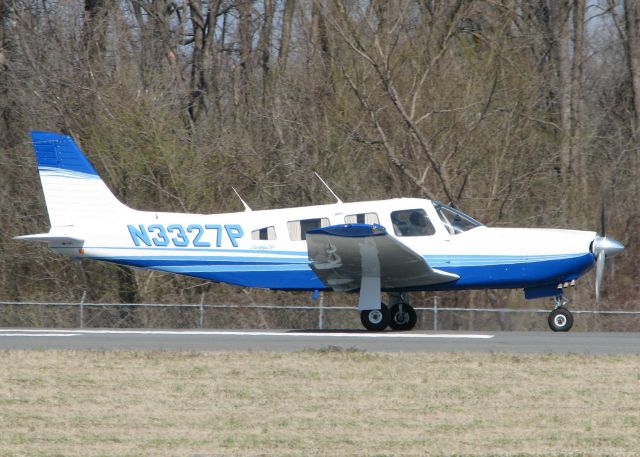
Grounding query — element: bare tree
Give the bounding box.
[571,0,586,190]
[187,0,223,124]
[83,0,109,66]
[278,0,295,72]
[622,0,640,172]
[327,0,472,204]
[258,0,274,104]
[238,0,254,108]
[549,0,573,178]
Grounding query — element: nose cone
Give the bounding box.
[592,236,625,257]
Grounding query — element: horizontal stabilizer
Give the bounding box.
[306,224,459,291]
[14,233,84,245]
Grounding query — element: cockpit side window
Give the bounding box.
[390,209,435,237]
[434,202,483,235]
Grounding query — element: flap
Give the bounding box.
[306,224,459,291]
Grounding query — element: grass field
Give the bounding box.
[1,349,639,456]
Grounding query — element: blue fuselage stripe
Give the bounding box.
[85,251,595,291]
[93,257,309,266]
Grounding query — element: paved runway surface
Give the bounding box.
[1,329,639,354]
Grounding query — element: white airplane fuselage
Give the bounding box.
[44,197,595,298]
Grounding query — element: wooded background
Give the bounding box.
[0,0,638,327]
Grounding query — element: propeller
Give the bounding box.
[591,203,624,303]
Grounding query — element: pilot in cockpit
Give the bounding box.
[391,209,435,236]
[409,210,427,229]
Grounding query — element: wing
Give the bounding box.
[306,224,459,291]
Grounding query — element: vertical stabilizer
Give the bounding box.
[30,131,131,227]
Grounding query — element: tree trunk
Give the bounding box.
[571,0,586,190]
[187,0,215,124]
[238,0,253,107]
[278,0,295,73]
[130,0,179,78]
[205,3,221,117]
[0,1,19,147]
[550,0,573,179]
[258,0,274,105]
[83,0,108,66]
[624,0,640,175]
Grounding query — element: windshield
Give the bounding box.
[433,201,483,235]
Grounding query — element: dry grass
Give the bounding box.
[0,350,639,456]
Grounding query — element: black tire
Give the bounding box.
[389,303,417,331]
[548,307,574,332]
[360,304,389,331]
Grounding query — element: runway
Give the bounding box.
[1,329,639,354]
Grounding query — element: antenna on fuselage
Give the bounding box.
[232,187,252,212]
[314,172,343,204]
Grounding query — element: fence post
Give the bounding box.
[199,293,205,329]
[433,296,439,331]
[318,292,325,330]
[80,291,86,329]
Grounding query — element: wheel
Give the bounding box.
[389,303,417,331]
[360,304,389,331]
[548,307,574,332]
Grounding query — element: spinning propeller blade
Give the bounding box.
[600,202,606,239]
[595,250,605,303]
[591,203,624,303]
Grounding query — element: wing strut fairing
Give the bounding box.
[306,224,459,308]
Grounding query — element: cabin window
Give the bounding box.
[391,209,435,237]
[288,217,330,241]
[344,213,380,225]
[251,226,276,240]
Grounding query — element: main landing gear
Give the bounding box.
[360,304,390,331]
[389,302,417,331]
[360,293,417,331]
[548,295,574,332]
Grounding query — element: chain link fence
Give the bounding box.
[2,297,640,331]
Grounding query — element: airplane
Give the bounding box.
[16,131,625,332]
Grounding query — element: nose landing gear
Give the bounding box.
[389,303,417,331]
[548,296,574,332]
[388,292,417,331]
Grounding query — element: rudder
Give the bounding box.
[30,131,131,227]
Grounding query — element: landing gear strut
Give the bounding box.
[548,296,574,332]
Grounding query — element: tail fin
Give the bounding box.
[30,131,131,227]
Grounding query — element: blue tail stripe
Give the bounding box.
[31,131,99,176]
